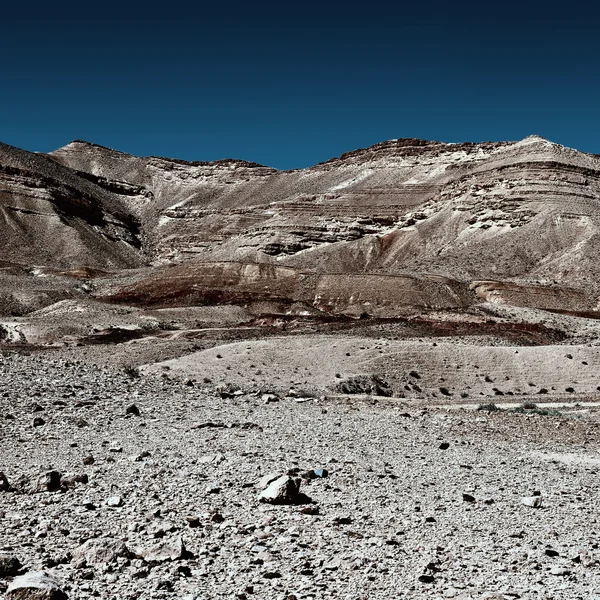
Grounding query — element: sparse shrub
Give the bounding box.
[123,365,140,379]
[335,374,392,397]
[510,402,561,416]
[477,403,502,412]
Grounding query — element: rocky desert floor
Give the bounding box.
[2,345,600,600]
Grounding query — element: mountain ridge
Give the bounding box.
[3,134,600,321]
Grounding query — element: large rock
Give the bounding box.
[258,475,311,505]
[136,536,188,562]
[72,538,130,566]
[5,571,68,599]
[27,471,62,494]
[0,555,22,577]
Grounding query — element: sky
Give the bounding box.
[1,1,599,169]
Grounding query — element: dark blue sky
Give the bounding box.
[1,1,599,169]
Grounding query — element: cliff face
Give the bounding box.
[3,135,600,317]
[0,142,143,270]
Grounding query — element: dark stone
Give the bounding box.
[0,472,11,492]
[0,555,22,577]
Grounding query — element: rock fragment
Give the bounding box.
[0,472,11,492]
[29,472,62,494]
[5,571,68,599]
[521,496,543,508]
[72,538,130,566]
[59,473,88,489]
[262,393,279,404]
[302,468,329,479]
[0,555,22,577]
[258,476,311,505]
[136,536,189,562]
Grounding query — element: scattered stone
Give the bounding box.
[0,555,22,577]
[549,566,570,576]
[439,442,450,450]
[72,538,130,566]
[258,476,311,505]
[136,536,189,562]
[126,404,140,416]
[30,471,62,494]
[197,453,225,464]
[521,496,543,508]
[32,417,45,427]
[132,451,151,462]
[5,571,68,599]
[60,473,88,489]
[205,482,221,494]
[302,468,329,479]
[262,571,282,579]
[462,493,476,503]
[185,516,200,528]
[106,495,123,507]
[262,394,279,404]
[0,472,11,492]
[299,505,320,515]
[82,456,94,466]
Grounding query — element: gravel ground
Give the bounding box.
[1,351,600,599]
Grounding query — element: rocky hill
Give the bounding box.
[2,135,600,319]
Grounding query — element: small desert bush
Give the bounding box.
[123,365,141,379]
[477,403,503,412]
[510,402,560,416]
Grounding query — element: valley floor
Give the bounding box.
[1,351,600,599]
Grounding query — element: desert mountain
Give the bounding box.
[2,135,600,318]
